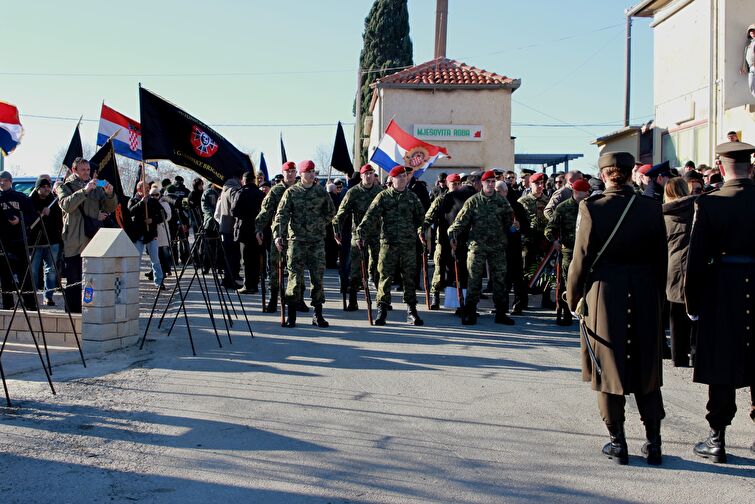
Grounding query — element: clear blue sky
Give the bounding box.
[2,0,653,178]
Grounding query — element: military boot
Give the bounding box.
[494,306,516,325]
[374,302,388,326]
[461,305,478,326]
[694,429,727,463]
[345,288,359,312]
[282,304,297,328]
[264,292,278,314]
[641,419,662,466]
[312,304,329,328]
[407,305,424,326]
[602,424,629,465]
[429,291,440,310]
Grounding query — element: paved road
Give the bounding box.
[1,271,753,503]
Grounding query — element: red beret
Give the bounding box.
[571,179,591,192]
[638,164,652,175]
[480,170,496,181]
[388,165,406,177]
[446,173,461,183]
[530,173,545,183]
[298,160,315,174]
[282,161,296,171]
[359,164,374,174]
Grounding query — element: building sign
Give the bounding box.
[414,124,484,142]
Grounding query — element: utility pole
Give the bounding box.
[624,14,632,127]
[354,67,362,168]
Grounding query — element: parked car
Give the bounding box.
[11,176,37,195]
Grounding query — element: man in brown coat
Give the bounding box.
[685,141,755,463]
[567,151,668,466]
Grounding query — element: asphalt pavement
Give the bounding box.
[0,270,753,503]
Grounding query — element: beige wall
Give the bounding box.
[369,87,514,179]
[653,0,711,131]
[722,0,755,110]
[596,132,640,158]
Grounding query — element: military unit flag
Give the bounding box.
[139,86,253,186]
[371,119,449,177]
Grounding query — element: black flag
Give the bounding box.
[139,86,253,185]
[90,139,136,238]
[61,121,83,171]
[330,121,354,177]
[280,133,288,164]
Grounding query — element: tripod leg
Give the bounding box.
[18,229,52,373]
[0,357,11,407]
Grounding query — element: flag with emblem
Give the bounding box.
[371,119,450,177]
[139,86,253,186]
[97,103,147,162]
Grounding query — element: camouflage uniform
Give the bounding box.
[544,197,578,278]
[272,182,335,306]
[448,192,513,310]
[518,192,550,302]
[255,182,292,293]
[332,183,382,289]
[357,187,424,305]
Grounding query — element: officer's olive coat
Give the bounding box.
[567,185,668,396]
[685,178,755,388]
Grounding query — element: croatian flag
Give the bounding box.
[97,103,144,161]
[370,119,449,177]
[0,101,24,156]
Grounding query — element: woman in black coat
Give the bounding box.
[662,178,697,367]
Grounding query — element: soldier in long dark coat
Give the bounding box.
[567,151,668,466]
[685,141,755,463]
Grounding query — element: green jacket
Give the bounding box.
[447,191,513,249]
[357,187,424,245]
[56,174,118,257]
[518,193,549,233]
[544,197,579,251]
[255,181,291,235]
[272,182,335,243]
[332,183,382,240]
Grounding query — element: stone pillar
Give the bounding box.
[80,229,140,354]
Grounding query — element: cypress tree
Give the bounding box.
[356,0,413,162]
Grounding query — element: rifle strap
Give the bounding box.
[575,193,636,317]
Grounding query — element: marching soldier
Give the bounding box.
[566,151,667,466]
[544,178,591,326]
[332,164,383,311]
[357,165,425,326]
[447,170,514,325]
[423,173,476,310]
[272,160,335,328]
[255,161,298,313]
[518,172,552,309]
[685,141,755,463]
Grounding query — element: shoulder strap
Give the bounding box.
[589,194,636,273]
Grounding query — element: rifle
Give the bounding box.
[452,247,465,311]
[278,246,286,327]
[422,240,431,310]
[359,244,374,325]
[260,243,267,312]
[528,241,560,290]
[555,249,563,322]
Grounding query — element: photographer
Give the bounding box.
[56,157,117,313]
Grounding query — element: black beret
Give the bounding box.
[645,160,672,178]
[520,168,536,175]
[598,151,635,171]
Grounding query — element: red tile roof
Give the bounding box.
[375,58,518,87]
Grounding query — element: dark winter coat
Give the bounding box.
[685,178,755,388]
[567,185,668,396]
[662,195,697,304]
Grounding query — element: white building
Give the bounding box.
[367,58,521,179]
[629,0,755,166]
